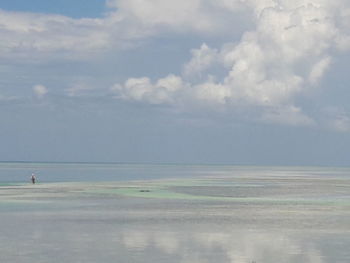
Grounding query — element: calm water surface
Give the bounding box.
[0,163,349,263]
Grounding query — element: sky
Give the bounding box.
[1,0,350,165]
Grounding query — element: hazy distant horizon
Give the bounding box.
[1,160,349,169]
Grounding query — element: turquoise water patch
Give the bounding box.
[90,185,350,206]
[0,200,54,212]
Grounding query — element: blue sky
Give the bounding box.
[0,0,105,18]
[1,0,350,165]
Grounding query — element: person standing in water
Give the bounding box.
[31,173,36,184]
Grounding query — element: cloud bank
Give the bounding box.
[111,0,350,127]
[1,0,350,129]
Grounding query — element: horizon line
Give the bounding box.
[0,160,349,168]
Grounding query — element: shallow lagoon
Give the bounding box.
[0,164,350,262]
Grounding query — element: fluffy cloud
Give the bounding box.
[1,0,349,59]
[0,0,246,59]
[261,106,315,126]
[183,44,219,77]
[107,0,247,33]
[33,84,48,99]
[308,56,332,85]
[2,0,350,129]
[112,75,184,104]
[112,0,350,127]
[0,10,110,58]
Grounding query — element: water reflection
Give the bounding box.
[123,230,179,254]
[120,228,326,263]
[1,164,350,262]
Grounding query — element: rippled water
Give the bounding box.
[0,163,349,262]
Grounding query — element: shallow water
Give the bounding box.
[0,164,350,262]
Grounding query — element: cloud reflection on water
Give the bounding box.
[121,229,324,263]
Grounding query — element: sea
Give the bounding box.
[0,162,349,263]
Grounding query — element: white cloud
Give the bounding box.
[193,80,230,105]
[1,0,349,60]
[111,74,184,104]
[218,0,339,107]
[33,85,48,99]
[183,44,219,77]
[2,0,350,129]
[1,0,347,58]
[107,0,247,34]
[308,57,332,85]
[0,10,110,58]
[261,105,315,126]
[0,1,247,59]
[111,0,350,127]
[65,83,95,97]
